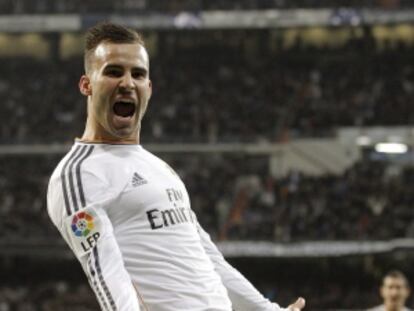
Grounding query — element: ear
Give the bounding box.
[380,286,385,299]
[148,79,152,99]
[79,75,92,96]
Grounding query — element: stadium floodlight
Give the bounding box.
[374,142,408,154]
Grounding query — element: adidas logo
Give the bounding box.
[132,172,148,187]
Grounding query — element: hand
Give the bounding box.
[287,297,306,311]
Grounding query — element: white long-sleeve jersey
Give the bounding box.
[47,141,285,311]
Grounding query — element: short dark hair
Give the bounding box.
[84,22,145,73]
[383,270,410,288]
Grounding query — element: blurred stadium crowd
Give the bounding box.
[0,256,387,310]
[2,151,414,242]
[0,278,379,311]
[1,38,413,144]
[0,0,411,13]
[0,282,99,311]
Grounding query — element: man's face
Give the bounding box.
[80,41,152,141]
[381,276,410,310]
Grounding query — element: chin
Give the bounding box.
[112,126,138,138]
[112,129,133,139]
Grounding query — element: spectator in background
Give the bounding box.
[367,270,412,311]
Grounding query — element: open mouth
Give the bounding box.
[113,101,136,118]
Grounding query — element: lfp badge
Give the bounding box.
[68,209,101,254]
[71,211,94,237]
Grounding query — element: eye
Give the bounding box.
[104,67,123,77]
[132,70,146,79]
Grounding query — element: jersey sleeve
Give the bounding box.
[47,169,141,311]
[197,224,287,311]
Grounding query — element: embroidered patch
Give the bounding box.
[65,207,102,257]
[71,211,95,237]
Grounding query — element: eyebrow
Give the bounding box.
[103,64,148,75]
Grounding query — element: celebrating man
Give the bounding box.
[47,22,305,311]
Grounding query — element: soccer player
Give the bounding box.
[367,270,412,311]
[47,22,306,311]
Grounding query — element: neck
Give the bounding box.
[384,303,404,311]
[80,119,140,145]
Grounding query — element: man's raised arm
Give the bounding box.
[197,223,305,311]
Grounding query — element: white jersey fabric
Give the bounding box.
[47,141,285,311]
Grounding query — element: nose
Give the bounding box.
[119,72,134,91]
